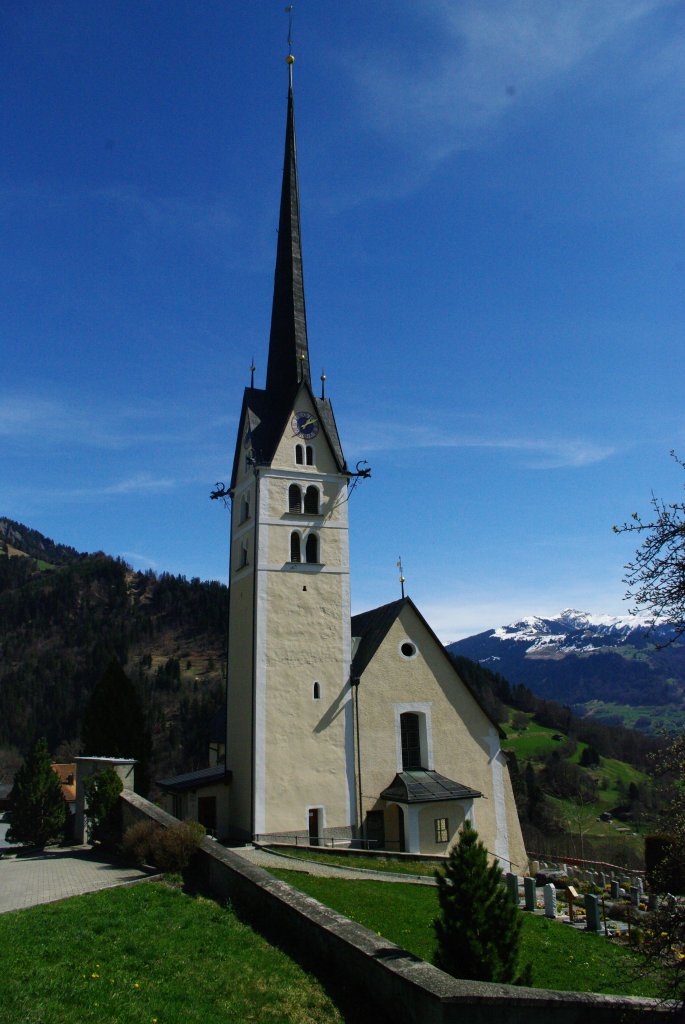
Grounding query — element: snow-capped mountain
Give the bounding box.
[447,610,684,729]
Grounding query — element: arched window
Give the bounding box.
[305,532,319,564]
[295,444,304,465]
[239,493,250,524]
[290,532,301,563]
[305,446,314,466]
[288,484,302,513]
[304,485,319,515]
[239,541,249,569]
[400,712,422,769]
[313,681,321,700]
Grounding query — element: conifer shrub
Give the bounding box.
[7,738,67,848]
[433,820,532,985]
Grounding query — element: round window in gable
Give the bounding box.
[400,641,417,659]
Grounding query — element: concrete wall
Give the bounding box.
[120,791,666,1024]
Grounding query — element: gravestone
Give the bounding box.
[648,893,659,912]
[506,872,520,904]
[585,893,602,932]
[629,885,640,907]
[529,860,540,877]
[610,879,620,899]
[524,876,536,911]
[544,883,557,919]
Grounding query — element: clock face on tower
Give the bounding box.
[291,411,319,439]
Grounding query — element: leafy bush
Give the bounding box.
[83,768,123,846]
[122,818,205,872]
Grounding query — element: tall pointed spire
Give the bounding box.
[265,57,311,397]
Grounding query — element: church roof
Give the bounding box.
[351,596,504,737]
[228,67,346,491]
[266,69,310,398]
[380,770,482,804]
[157,765,232,793]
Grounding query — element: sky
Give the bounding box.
[2,1,685,641]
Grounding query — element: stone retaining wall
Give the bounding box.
[120,792,667,1024]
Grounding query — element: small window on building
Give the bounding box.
[240,494,250,524]
[295,444,304,465]
[313,681,321,700]
[239,541,249,568]
[434,817,449,844]
[400,712,422,769]
[172,794,183,820]
[288,483,302,513]
[305,532,319,563]
[400,641,417,659]
[304,485,319,514]
[290,532,301,563]
[305,445,314,466]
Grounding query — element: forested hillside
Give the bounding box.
[0,519,228,783]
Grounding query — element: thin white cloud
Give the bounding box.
[349,420,615,468]
[344,0,676,187]
[120,551,159,572]
[100,474,175,496]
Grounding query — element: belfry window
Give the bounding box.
[290,532,301,563]
[288,484,302,513]
[295,444,304,465]
[400,712,422,769]
[305,445,314,466]
[305,533,319,563]
[304,485,319,515]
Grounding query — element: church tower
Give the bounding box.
[226,58,356,843]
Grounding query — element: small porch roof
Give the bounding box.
[157,765,232,794]
[380,770,482,805]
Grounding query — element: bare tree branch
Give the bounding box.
[613,451,685,645]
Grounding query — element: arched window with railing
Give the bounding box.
[288,484,302,513]
[290,532,301,563]
[304,485,319,515]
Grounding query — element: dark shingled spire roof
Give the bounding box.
[266,72,311,398]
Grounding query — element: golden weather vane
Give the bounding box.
[397,557,406,599]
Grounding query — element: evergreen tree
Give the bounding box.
[7,738,67,848]
[81,659,152,795]
[433,821,531,985]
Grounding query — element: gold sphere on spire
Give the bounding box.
[286,54,295,65]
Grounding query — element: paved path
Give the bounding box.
[0,845,156,914]
[231,845,437,885]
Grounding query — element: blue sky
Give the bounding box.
[2,1,684,640]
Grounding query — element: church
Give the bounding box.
[162,57,526,872]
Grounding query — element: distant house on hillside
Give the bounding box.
[51,763,77,817]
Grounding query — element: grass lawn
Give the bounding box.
[270,870,663,999]
[266,846,441,876]
[0,880,356,1024]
